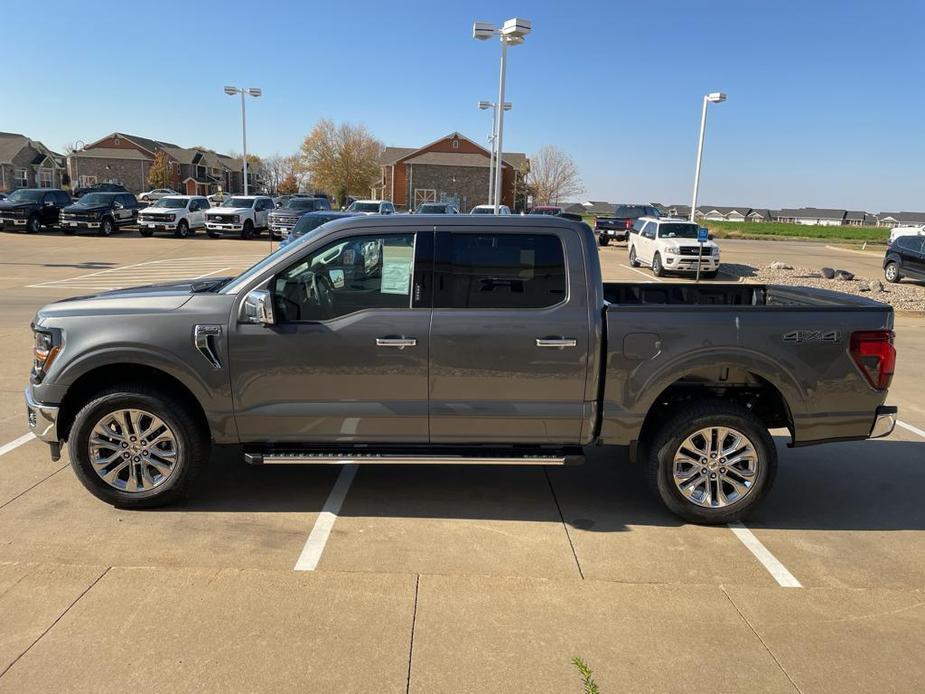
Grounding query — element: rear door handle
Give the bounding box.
[536,337,577,348]
[376,337,417,349]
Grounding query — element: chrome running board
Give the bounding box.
[244,451,583,466]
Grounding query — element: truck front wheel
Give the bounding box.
[644,401,777,524]
[598,235,609,247]
[67,386,209,508]
[241,220,254,240]
[629,246,640,267]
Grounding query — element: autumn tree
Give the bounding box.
[278,173,299,195]
[147,151,172,190]
[298,119,381,206]
[526,145,583,206]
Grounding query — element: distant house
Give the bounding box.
[0,132,66,192]
[582,200,614,215]
[746,209,771,222]
[698,206,751,222]
[668,204,691,219]
[67,132,258,195]
[559,202,588,215]
[844,210,875,227]
[877,211,925,228]
[379,132,527,211]
[778,208,846,226]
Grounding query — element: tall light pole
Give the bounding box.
[224,86,262,194]
[690,91,726,222]
[473,18,530,214]
[478,100,511,206]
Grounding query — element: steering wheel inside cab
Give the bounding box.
[275,269,335,321]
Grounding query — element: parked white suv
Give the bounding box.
[628,217,720,278]
[138,188,178,202]
[137,195,210,238]
[889,225,925,243]
[346,199,395,215]
[470,204,511,215]
[205,195,275,239]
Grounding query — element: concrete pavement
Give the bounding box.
[1,229,924,692]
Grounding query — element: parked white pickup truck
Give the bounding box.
[138,195,210,237]
[628,217,721,278]
[205,195,275,239]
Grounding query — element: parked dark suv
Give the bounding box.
[0,188,72,233]
[60,192,140,235]
[74,182,129,198]
[884,234,925,283]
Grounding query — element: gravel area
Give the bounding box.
[721,263,925,313]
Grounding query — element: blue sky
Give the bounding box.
[4,0,922,211]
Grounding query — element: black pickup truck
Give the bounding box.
[59,192,140,235]
[25,216,897,523]
[0,188,72,233]
[595,204,661,245]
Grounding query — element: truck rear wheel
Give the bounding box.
[598,235,609,247]
[644,401,777,524]
[67,386,209,509]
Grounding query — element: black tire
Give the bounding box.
[598,235,609,247]
[241,220,254,240]
[175,219,190,238]
[26,214,41,234]
[100,217,114,236]
[629,246,640,267]
[644,400,777,524]
[207,229,222,239]
[652,252,665,277]
[139,228,154,237]
[884,262,901,283]
[67,385,209,509]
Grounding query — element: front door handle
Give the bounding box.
[376,337,417,349]
[536,337,577,348]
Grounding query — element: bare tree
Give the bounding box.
[298,119,381,206]
[527,145,583,206]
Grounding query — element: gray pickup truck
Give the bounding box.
[25,216,898,523]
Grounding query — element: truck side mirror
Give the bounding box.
[241,289,275,325]
[708,233,715,241]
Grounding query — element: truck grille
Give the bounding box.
[139,214,174,222]
[207,213,232,222]
[678,246,704,256]
[271,215,299,226]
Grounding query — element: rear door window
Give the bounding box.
[436,233,566,309]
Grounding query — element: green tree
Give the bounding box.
[147,151,172,190]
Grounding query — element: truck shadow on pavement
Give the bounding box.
[167,437,924,532]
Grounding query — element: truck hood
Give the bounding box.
[139,205,177,214]
[0,201,37,212]
[210,208,250,215]
[63,203,110,214]
[32,279,228,322]
[269,208,311,218]
[665,239,719,250]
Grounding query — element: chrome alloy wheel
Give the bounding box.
[88,409,180,492]
[672,426,759,508]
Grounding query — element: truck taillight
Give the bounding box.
[849,330,895,390]
[625,219,632,230]
[592,216,597,227]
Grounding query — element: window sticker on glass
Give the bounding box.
[380,244,413,295]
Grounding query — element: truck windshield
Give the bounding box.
[219,219,337,294]
[658,223,699,239]
[4,189,44,202]
[152,198,188,209]
[348,202,380,212]
[76,193,113,206]
[286,198,317,210]
[615,206,648,217]
[222,197,254,208]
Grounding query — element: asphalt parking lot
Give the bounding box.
[1,228,923,693]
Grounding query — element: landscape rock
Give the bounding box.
[834,270,855,281]
[821,267,835,279]
[869,280,884,293]
[768,261,793,270]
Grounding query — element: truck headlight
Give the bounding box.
[32,329,61,382]
[167,214,176,222]
[665,244,680,254]
[232,215,240,224]
[712,246,720,255]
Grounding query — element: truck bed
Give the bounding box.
[598,282,894,447]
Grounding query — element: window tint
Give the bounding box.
[897,236,924,253]
[437,233,566,309]
[56,192,70,205]
[617,205,648,218]
[273,233,415,322]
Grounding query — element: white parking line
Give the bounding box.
[897,420,925,439]
[619,264,664,282]
[728,521,802,588]
[0,433,36,457]
[824,244,882,256]
[293,465,358,571]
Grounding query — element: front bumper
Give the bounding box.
[663,253,720,272]
[25,386,59,444]
[0,217,27,226]
[869,405,897,438]
[61,220,101,229]
[140,221,178,231]
[206,222,243,232]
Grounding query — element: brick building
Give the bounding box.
[0,132,66,192]
[67,133,257,195]
[379,132,527,212]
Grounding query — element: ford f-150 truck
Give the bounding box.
[25,216,898,523]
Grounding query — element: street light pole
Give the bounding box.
[225,86,262,195]
[689,91,726,222]
[73,139,85,193]
[473,18,530,215]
